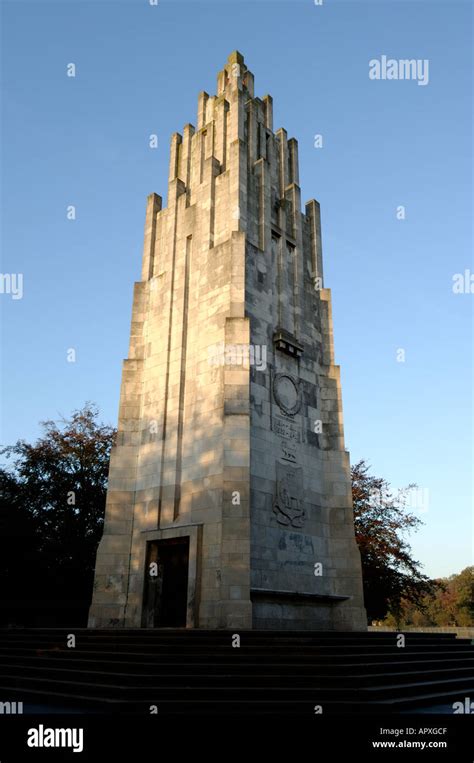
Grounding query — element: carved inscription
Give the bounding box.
[272,415,301,442]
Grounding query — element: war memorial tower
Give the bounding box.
[89,52,367,631]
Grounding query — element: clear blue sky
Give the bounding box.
[1,0,472,578]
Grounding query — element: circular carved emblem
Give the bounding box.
[273,373,301,416]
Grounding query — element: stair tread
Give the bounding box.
[1,661,474,680]
[2,673,473,695]
[0,683,469,710]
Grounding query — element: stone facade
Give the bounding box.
[88,52,367,631]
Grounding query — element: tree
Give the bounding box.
[452,566,474,625]
[0,404,115,626]
[400,567,474,628]
[351,459,436,625]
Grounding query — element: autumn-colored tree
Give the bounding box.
[452,566,474,625]
[388,567,474,628]
[0,404,115,626]
[351,459,436,624]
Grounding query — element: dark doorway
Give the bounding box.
[142,537,189,628]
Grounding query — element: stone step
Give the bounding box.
[0,641,464,657]
[0,629,471,714]
[0,629,459,638]
[1,647,472,666]
[0,628,456,638]
[2,653,473,675]
[2,670,473,699]
[0,684,469,715]
[1,661,473,688]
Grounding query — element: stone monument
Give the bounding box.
[88,52,367,631]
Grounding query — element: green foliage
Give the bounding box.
[0,404,115,626]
